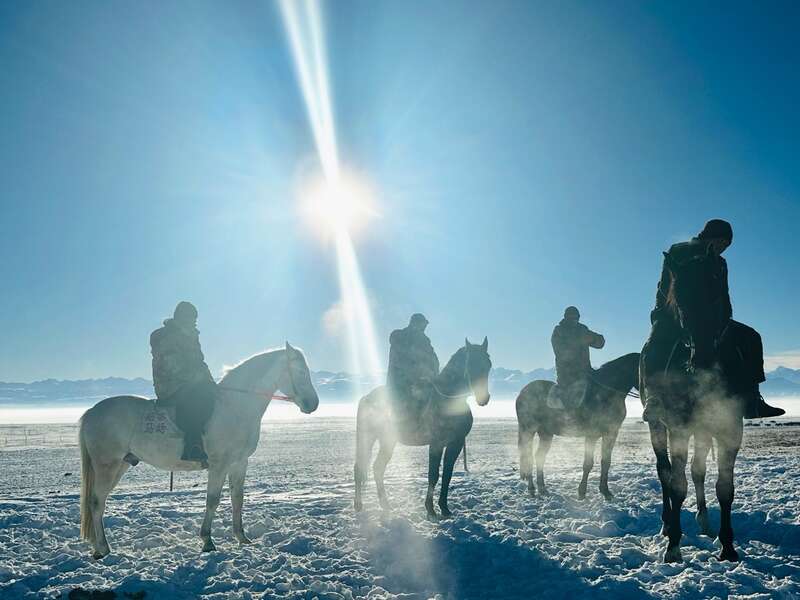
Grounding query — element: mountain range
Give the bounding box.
[2,366,799,405]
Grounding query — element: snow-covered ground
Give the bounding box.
[1,413,800,599]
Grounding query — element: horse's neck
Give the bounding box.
[219,351,284,420]
[435,352,466,397]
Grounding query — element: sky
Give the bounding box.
[1,1,799,382]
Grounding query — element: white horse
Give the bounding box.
[78,343,319,559]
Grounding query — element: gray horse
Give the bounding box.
[354,338,491,519]
[516,353,640,499]
[78,344,319,558]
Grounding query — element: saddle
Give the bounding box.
[546,379,589,411]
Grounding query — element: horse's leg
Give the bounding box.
[599,429,619,500]
[535,432,553,495]
[425,444,445,519]
[518,427,536,497]
[578,437,597,500]
[373,438,396,511]
[716,431,742,562]
[649,422,672,536]
[354,424,377,512]
[438,442,463,518]
[691,433,715,537]
[228,459,251,545]
[200,466,227,552]
[664,429,689,563]
[88,460,128,559]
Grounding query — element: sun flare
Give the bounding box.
[302,171,378,235]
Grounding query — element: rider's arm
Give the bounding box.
[586,331,605,349]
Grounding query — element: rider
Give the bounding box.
[641,219,783,421]
[550,306,605,413]
[386,313,440,434]
[150,301,218,463]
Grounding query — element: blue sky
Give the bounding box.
[1,1,799,381]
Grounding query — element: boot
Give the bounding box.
[182,433,208,464]
[743,389,785,419]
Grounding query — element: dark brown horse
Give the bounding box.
[641,250,745,563]
[354,338,492,519]
[516,353,640,499]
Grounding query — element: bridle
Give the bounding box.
[218,350,297,403]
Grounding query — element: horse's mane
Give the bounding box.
[594,352,640,391]
[432,346,469,392]
[220,346,305,383]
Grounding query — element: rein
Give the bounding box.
[589,370,639,399]
[218,386,294,402]
[431,347,473,400]
[218,351,298,403]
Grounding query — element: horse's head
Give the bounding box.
[278,342,320,414]
[664,249,719,371]
[464,337,492,406]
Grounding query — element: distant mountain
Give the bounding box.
[1,364,796,405]
[769,367,800,385]
[0,377,153,404]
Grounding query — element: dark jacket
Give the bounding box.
[551,320,605,386]
[150,319,214,400]
[386,326,439,399]
[650,239,732,333]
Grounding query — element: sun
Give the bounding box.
[301,170,378,236]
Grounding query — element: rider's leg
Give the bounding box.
[723,321,783,419]
[177,382,214,462]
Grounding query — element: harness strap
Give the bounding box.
[218,386,294,402]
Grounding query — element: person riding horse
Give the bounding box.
[550,306,605,414]
[150,301,218,463]
[386,313,440,436]
[641,219,783,422]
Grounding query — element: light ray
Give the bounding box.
[279,0,383,378]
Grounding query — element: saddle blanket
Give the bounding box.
[547,380,588,411]
[141,401,183,438]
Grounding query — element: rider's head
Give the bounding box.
[409,313,429,332]
[173,301,198,329]
[697,219,732,256]
[564,306,580,324]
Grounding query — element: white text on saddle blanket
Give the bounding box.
[129,401,204,471]
[547,380,588,411]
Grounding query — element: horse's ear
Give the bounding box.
[285,341,293,352]
[481,336,488,351]
[465,337,471,347]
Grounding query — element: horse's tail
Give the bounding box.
[79,418,95,541]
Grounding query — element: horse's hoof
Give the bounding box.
[696,513,715,538]
[718,547,740,562]
[577,488,587,500]
[439,505,452,518]
[663,546,683,563]
[202,539,217,552]
[601,490,614,501]
[528,488,536,498]
[237,536,253,545]
[426,510,439,522]
[354,499,363,512]
[92,550,107,561]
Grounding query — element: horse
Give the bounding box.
[515,353,640,499]
[78,343,319,559]
[354,338,492,519]
[641,249,745,563]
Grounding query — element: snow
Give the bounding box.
[1,415,799,599]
